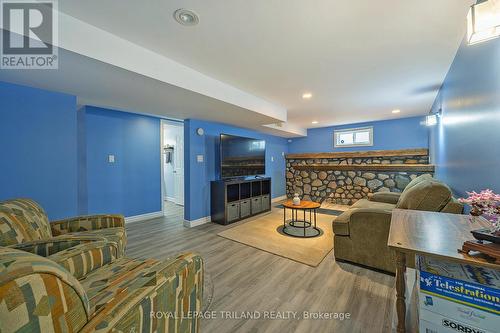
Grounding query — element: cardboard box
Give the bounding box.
[419,310,493,333]
[416,255,500,332]
[417,256,500,288]
[418,292,498,332]
[418,270,499,314]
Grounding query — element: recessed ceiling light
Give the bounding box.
[392,109,401,114]
[312,121,318,124]
[174,9,199,26]
[302,93,312,99]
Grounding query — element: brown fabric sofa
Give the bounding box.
[332,175,464,273]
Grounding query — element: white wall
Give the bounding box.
[163,122,183,201]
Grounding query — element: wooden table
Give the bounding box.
[282,200,321,238]
[387,209,496,333]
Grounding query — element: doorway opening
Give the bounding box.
[161,120,184,216]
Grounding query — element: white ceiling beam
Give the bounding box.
[54,10,288,123]
[262,122,307,137]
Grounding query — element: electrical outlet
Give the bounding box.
[197,154,204,163]
[271,156,274,162]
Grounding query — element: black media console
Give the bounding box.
[211,177,271,225]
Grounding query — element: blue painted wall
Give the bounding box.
[429,37,500,197]
[288,116,428,153]
[77,107,88,215]
[83,106,162,217]
[184,119,288,221]
[0,81,78,220]
[0,81,434,223]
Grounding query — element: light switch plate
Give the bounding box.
[197,154,204,163]
[271,156,274,162]
[108,154,115,163]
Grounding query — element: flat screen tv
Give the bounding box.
[220,134,266,179]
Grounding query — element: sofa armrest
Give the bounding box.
[332,210,353,236]
[0,247,90,330]
[83,252,204,332]
[333,208,393,236]
[8,235,106,257]
[441,197,464,214]
[50,214,125,235]
[49,240,119,279]
[369,192,401,204]
[335,208,396,273]
[348,208,393,243]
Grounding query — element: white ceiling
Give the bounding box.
[57,0,473,130]
[1,1,474,137]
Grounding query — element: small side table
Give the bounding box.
[388,209,495,332]
[282,200,321,238]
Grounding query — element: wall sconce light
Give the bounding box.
[467,0,500,45]
[426,114,438,126]
[425,108,442,127]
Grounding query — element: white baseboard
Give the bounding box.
[183,216,211,228]
[125,211,164,224]
[164,196,176,202]
[272,195,287,203]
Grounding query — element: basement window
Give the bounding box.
[334,126,373,148]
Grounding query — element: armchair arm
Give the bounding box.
[8,235,106,257]
[49,240,119,279]
[369,192,401,204]
[50,214,125,235]
[0,247,90,331]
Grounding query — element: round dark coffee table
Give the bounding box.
[282,200,321,238]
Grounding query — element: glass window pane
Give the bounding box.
[334,127,373,147]
[354,131,370,144]
[338,133,354,145]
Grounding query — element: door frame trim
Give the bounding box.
[160,119,184,216]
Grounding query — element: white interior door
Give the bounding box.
[173,129,184,206]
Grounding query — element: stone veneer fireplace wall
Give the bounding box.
[285,149,434,205]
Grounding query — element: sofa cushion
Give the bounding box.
[81,257,158,315]
[49,240,119,280]
[441,197,464,214]
[404,174,432,192]
[332,199,395,236]
[369,192,401,204]
[351,198,397,210]
[80,253,203,332]
[80,254,202,317]
[64,227,126,257]
[396,179,451,211]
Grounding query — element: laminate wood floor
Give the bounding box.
[126,202,395,333]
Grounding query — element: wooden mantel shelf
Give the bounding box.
[286,148,428,160]
[292,164,435,172]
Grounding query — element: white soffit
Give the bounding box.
[55,12,288,122]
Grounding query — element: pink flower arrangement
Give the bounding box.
[459,189,500,232]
